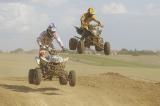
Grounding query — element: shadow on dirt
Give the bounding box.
[0,84,61,95]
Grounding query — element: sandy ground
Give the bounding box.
[0,73,160,106]
[0,54,160,106]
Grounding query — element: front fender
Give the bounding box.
[35,56,40,65]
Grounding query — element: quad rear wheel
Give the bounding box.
[104,42,110,55]
[77,41,85,54]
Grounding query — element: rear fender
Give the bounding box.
[74,26,83,35]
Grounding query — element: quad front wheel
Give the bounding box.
[95,46,103,51]
[29,68,42,85]
[69,38,78,50]
[59,76,68,85]
[28,69,34,84]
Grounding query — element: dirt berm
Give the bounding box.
[0,72,160,106]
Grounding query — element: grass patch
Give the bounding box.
[62,53,160,68]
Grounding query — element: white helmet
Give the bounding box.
[47,23,56,37]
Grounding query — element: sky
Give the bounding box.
[0,0,160,51]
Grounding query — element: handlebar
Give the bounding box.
[40,46,67,55]
[100,24,104,28]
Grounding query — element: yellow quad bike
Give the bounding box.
[69,23,110,55]
[28,48,76,87]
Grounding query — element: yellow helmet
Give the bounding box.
[88,7,95,15]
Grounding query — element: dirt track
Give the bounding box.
[0,72,160,106]
[0,54,160,106]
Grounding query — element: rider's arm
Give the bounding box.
[92,15,101,25]
[54,32,64,49]
[80,14,86,25]
[37,33,44,46]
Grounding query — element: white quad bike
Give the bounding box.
[28,47,76,87]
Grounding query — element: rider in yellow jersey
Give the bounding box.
[80,7,101,30]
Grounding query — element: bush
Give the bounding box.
[10,48,24,54]
[118,48,156,55]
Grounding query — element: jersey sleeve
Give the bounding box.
[37,32,44,46]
